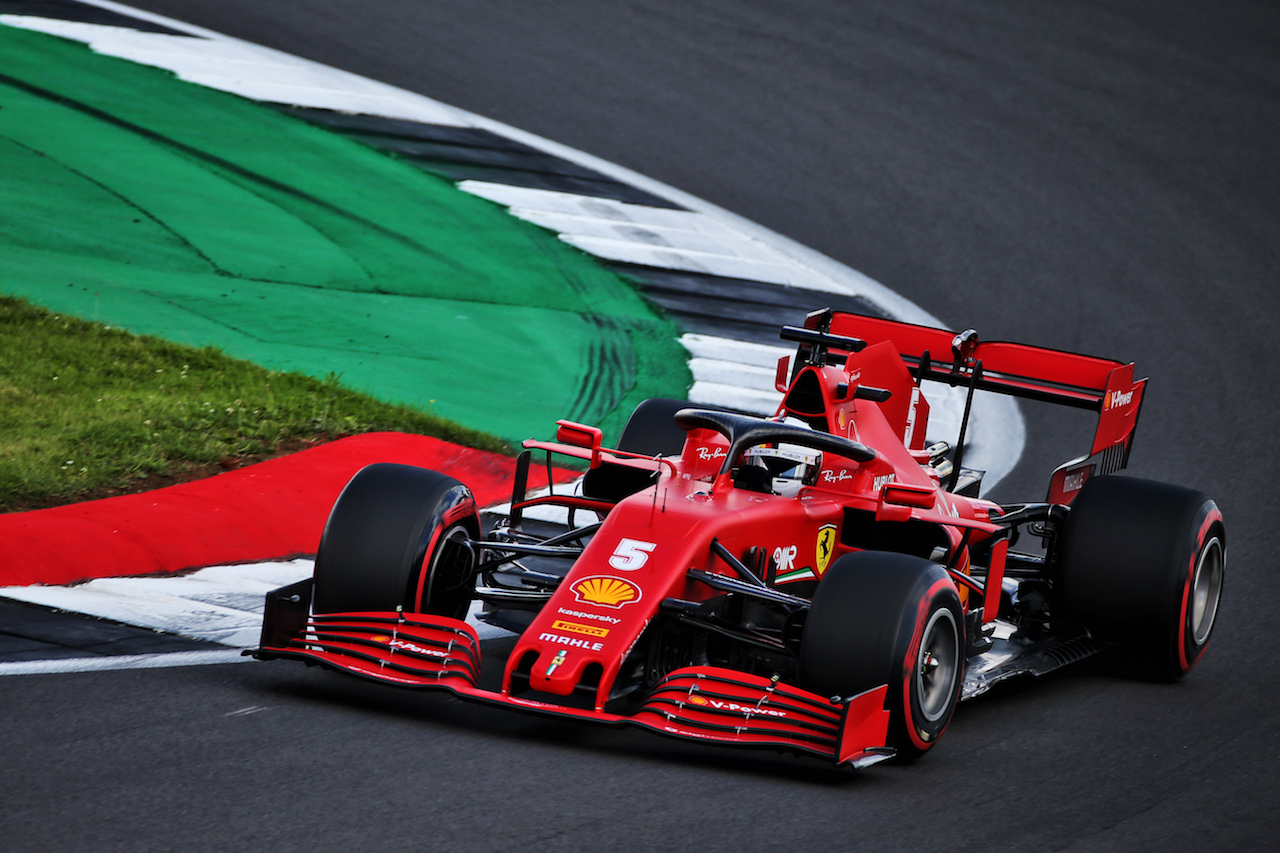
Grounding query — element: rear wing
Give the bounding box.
[792,310,1146,503]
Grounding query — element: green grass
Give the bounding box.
[0,296,508,510]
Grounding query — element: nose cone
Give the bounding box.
[505,581,641,706]
[527,631,607,696]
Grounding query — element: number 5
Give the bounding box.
[609,538,656,570]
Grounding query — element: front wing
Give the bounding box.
[249,581,895,769]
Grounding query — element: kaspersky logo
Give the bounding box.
[1104,388,1134,411]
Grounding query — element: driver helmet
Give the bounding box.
[742,443,822,496]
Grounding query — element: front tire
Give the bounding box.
[799,551,965,759]
[615,397,699,456]
[1056,475,1225,680]
[312,463,480,619]
[584,398,712,501]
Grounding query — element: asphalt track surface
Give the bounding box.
[6,2,1278,850]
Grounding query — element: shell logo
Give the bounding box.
[571,575,642,609]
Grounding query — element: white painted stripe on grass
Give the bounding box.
[560,235,851,292]
[0,649,248,677]
[460,184,806,264]
[459,182,864,295]
[456,184,730,231]
[492,205,757,249]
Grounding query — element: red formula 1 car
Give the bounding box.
[251,308,1226,767]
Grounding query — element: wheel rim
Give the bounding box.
[423,524,475,609]
[916,608,960,723]
[1189,536,1224,646]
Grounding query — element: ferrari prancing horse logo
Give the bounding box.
[815,524,837,577]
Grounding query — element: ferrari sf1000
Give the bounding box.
[251,309,1225,767]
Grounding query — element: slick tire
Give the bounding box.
[800,551,965,759]
[1056,475,1225,681]
[584,398,735,501]
[312,463,480,620]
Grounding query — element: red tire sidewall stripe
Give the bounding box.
[412,521,447,610]
[1177,506,1223,673]
[900,575,958,752]
[413,490,477,610]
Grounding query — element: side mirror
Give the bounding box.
[882,482,937,509]
[555,420,603,467]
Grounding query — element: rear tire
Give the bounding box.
[312,463,480,620]
[1056,475,1225,680]
[799,551,965,759]
[616,397,700,456]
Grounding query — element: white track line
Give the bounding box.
[0,649,248,677]
[0,558,513,655]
